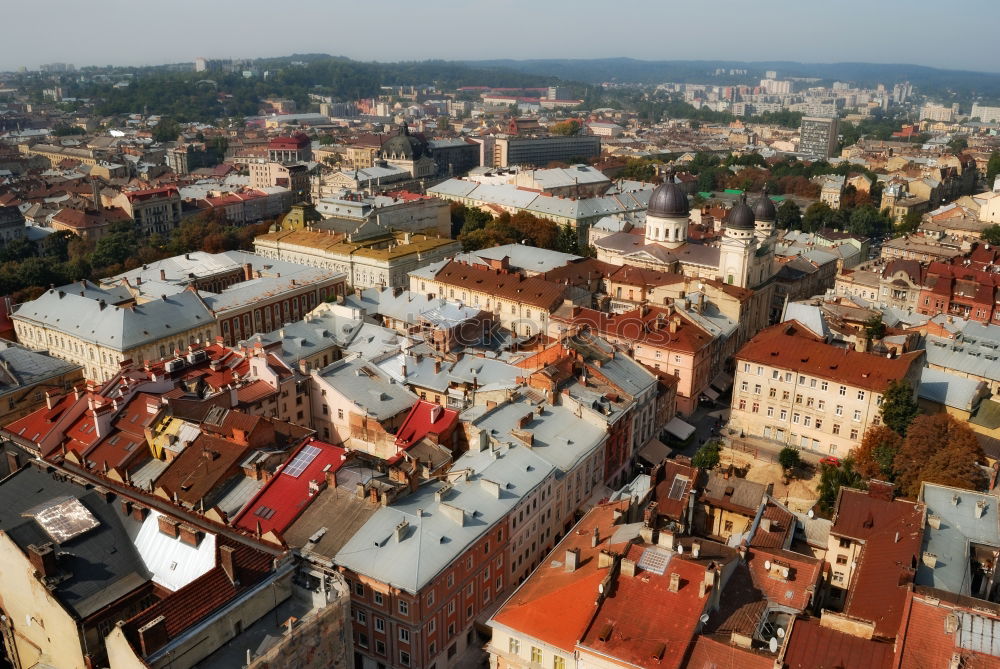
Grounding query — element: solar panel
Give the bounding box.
[667,475,689,501]
[636,547,671,575]
[283,445,321,478]
[254,506,276,519]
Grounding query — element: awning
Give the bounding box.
[665,417,697,441]
[710,372,733,393]
[702,386,721,401]
[637,438,671,465]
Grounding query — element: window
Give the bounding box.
[446,573,454,588]
[795,394,803,404]
[398,600,409,616]
[876,395,884,406]
[447,600,456,615]
[754,384,761,395]
[850,428,859,440]
[810,378,817,388]
[785,373,793,383]
[752,402,759,414]
[821,381,829,391]
[835,405,843,416]
[337,408,344,420]
[531,647,543,664]
[739,399,746,411]
[782,391,790,401]
[374,592,383,606]
[792,413,800,424]
[853,409,862,422]
[839,537,852,549]
[818,400,826,411]
[743,363,750,373]
[757,366,764,376]
[767,406,775,417]
[359,632,369,649]
[857,390,866,401]
[772,370,780,379]
[839,385,847,396]
[803,416,812,427]
[509,638,521,655]
[741,380,749,392]
[806,397,814,408]
[466,583,474,596]
[799,375,806,384]
[815,419,823,431]
[779,409,788,420]
[355,582,365,597]
[399,628,410,643]
[375,617,385,633]
[833,423,841,435]
[554,657,565,669]
[376,640,386,655]
[357,610,367,624]
[400,651,411,666]
[427,619,436,635]
[769,388,777,398]
[427,591,435,607]
[836,554,848,565]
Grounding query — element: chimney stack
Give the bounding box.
[28,542,57,579]
[138,616,169,657]
[219,545,238,584]
[621,558,637,577]
[669,572,680,592]
[565,548,580,572]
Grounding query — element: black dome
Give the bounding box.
[752,189,776,222]
[647,180,689,218]
[381,123,427,160]
[727,194,756,230]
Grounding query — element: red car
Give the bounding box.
[819,456,841,467]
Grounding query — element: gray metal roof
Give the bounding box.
[923,334,1000,382]
[316,357,416,420]
[918,483,1000,596]
[14,288,215,351]
[0,340,80,396]
[335,441,553,594]
[917,366,986,411]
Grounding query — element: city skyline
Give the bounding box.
[3,0,999,74]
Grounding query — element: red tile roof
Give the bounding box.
[154,433,251,506]
[745,547,821,612]
[896,589,1000,669]
[654,459,697,521]
[783,617,895,669]
[577,542,710,669]
[684,635,775,669]
[554,305,713,355]
[431,259,567,310]
[735,321,923,392]
[834,488,924,638]
[394,400,459,450]
[491,501,631,652]
[232,438,346,538]
[125,538,273,644]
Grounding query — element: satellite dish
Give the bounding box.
[764,560,772,570]
[777,627,786,638]
[699,614,709,624]
[677,544,684,554]
[768,637,778,653]
[807,509,815,519]
[598,583,605,594]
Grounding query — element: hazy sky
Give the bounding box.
[3,0,998,73]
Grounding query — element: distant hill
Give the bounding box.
[465,58,1000,104]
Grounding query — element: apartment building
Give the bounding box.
[729,321,923,456]
[111,187,183,236]
[410,257,568,338]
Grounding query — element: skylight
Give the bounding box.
[283,444,321,478]
[25,496,100,543]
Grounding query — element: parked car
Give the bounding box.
[819,456,841,467]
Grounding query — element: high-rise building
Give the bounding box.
[920,102,959,122]
[972,103,1000,123]
[799,116,839,159]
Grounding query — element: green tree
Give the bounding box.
[898,210,922,234]
[692,440,722,470]
[775,199,801,230]
[801,201,833,232]
[848,204,889,237]
[555,223,580,255]
[778,447,801,472]
[863,314,886,340]
[549,119,581,136]
[152,117,182,143]
[40,230,75,261]
[90,221,139,269]
[817,457,865,513]
[986,151,1000,189]
[948,137,968,154]
[880,379,920,436]
[894,414,986,499]
[982,224,1000,246]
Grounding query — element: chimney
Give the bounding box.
[565,548,580,572]
[657,531,675,550]
[157,515,179,538]
[28,542,57,579]
[219,545,238,584]
[159,269,166,281]
[669,317,679,334]
[640,525,655,544]
[45,391,56,410]
[178,524,203,547]
[138,616,169,657]
[244,263,253,281]
[394,520,409,542]
[598,550,615,569]
[691,542,701,559]
[591,526,600,547]
[922,552,938,569]
[621,558,637,577]
[669,572,680,592]
[975,500,988,519]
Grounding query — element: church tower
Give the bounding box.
[753,186,777,243]
[644,171,690,249]
[718,193,759,288]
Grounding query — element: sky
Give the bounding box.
[3,0,999,73]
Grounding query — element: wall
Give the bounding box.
[249,581,353,669]
[0,533,87,669]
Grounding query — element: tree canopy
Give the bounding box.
[893,414,986,499]
[852,425,903,482]
[817,457,864,514]
[692,440,722,470]
[880,380,920,436]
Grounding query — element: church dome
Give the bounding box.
[647,179,689,218]
[727,193,756,230]
[752,188,777,222]
[381,123,427,160]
